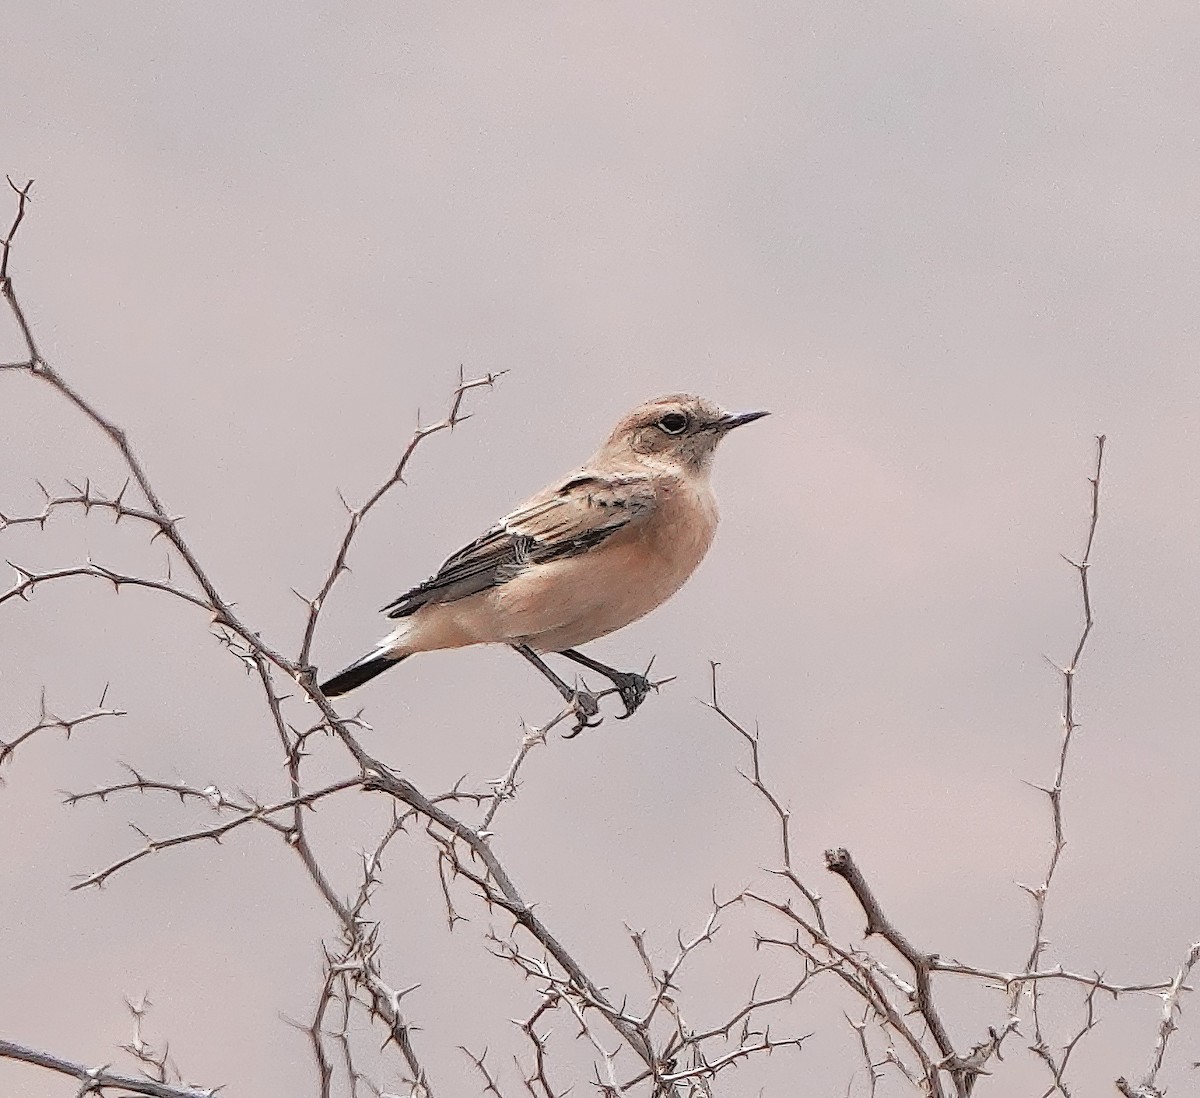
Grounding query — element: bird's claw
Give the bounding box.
[612,671,654,719]
[563,688,603,738]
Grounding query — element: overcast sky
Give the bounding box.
[3,3,1200,1095]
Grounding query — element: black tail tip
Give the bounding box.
[319,654,405,697]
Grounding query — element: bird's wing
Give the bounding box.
[382,471,658,618]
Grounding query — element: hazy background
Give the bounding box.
[3,2,1200,1094]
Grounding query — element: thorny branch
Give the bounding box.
[0,687,125,771]
[995,436,1108,1091]
[708,662,943,1095]
[928,959,1186,996]
[1116,941,1200,1098]
[67,777,362,890]
[0,1036,215,1098]
[0,177,38,363]
[7,184,1200,1098]
[461,1046,511,1098]
[1,559,209,614]
[296,364,507,668]
[704,662,826,932]
[119,995,191,1092]
[0,477,178,536]
[825,847,970,1097]
[476,671,673,835]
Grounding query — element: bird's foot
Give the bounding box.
[563,687,603,738]
[610,670,654,719]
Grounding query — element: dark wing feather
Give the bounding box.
[382,472,656,619]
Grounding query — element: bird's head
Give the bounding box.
[601,394,769,472]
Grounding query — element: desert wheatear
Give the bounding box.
[320,394,767,730]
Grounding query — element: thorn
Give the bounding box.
[290,587,316,609]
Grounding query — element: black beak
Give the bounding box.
[717,409,770,431]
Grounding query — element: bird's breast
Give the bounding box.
[517,474,719,651]
[630,476,719,588]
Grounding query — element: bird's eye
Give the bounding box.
[658,412,689,435]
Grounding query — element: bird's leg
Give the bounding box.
[556,648,654,719]
[510,643,602,735]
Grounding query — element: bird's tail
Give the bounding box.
[320,650,409,697]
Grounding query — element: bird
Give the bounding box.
[319,393,768,732]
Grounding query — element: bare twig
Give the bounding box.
[0,177,34,282]
[69,777,361,890]
[825,847,971,1097]
[120,995,186,1088]
[0,1036,217,1098]
[461,1046,511,1097]
[474,675,673,835]
[1115,941,1200,1098]
[2,559,210,615]
[1018,437,1106,989]
[704,663,826,932]
[1,688,125,771]
[65,766,291,825]
[306,965,338,1098]
[297,364,505,668]
[422,813,654,1068]
[0,479,177,536]
[479,721,549,833]
[996,436,1106,1089]
[0,177,41,367]
[744,887,940,1093]
[706,675,944,1095]
[928,959,1186,997]
[517,997,561,1098]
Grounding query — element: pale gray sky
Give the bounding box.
[3,2,1200,1095]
